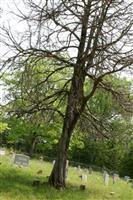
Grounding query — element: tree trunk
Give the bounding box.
[48,67,86,188]
[29,133,37,157]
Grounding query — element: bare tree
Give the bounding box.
[0,0,133,188]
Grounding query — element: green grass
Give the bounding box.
[0,153,133,200]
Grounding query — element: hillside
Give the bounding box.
[0,153,133,200]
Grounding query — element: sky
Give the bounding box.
[0,0,26,104]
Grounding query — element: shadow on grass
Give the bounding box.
[0,167,92,200]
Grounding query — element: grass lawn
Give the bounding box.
[0,152,133,200]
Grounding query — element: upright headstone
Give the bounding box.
[103,171,109,186]
[74,166,77,170]
[52,160,55,166]
[0,150,5,156]
[124,176,131,182]
[14,154,30,167]
[89,167,92,174]
[39,156,43,163]
[84,168,88,173]
[78,165,82,173]
[81,174,88,184]
[79,174,87,190]
[113,173,119,184]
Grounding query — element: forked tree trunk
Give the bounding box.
[48,67,86,188]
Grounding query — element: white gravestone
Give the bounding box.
[78,165,82,173]
[124,176,131,182]
[103,171,109,186]
[79,174,88,190]
[113,173,119,184]
[52,160,55,166]
[84,168,88,173]
[39,156,43,162]
[80,174,88,184]
[0,150,5,156]
[89,167,92,174]
[14,154,30,167]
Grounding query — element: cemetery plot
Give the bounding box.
[14,154,30,167]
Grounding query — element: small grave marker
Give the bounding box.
[103,171,109,186]
[0,150,5,156]
[14,154,30,167]
[52,160,55,166]
[39,156,43,162]
[78,165,82,173]
[79,174,87,190]
[124,176,131,183]
[89,167,92,174]
[84,168,88,173]
[80,174,87,184]
[113,173,119,184]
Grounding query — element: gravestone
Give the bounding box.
[14,154,30,167]
[0,150,5,156]
[84,168,88,173]
[79,174,87,190]
[124,176,131,182]
[52,160,55,166]
[80,174,88,184]
[103,171,109,185]
[113,173,119,184]
[74,166,77,170]
[78,165,82,173]
[39,156,43,162]
[89,167,92,174]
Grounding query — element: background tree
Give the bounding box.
[0,0,133,188]
[70,79,133,171]
[119,142,133,178]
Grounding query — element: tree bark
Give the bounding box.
[48,67,86,188]
[29,133,37,157]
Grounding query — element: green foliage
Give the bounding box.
[69,76,133,173]
[0,122,8,134]
[119,144,133,178]
[5,116,62,156]
[2,59,71,116]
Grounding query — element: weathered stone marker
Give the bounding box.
[124,176,131,183]
[78,165,82,173]
[103,171,109,186]
[79,174,88,190]
[0,150,5,156]
[52,160,55,166]
[89,167,92,174]
[113,173,119,184]
[14,154,30,167]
